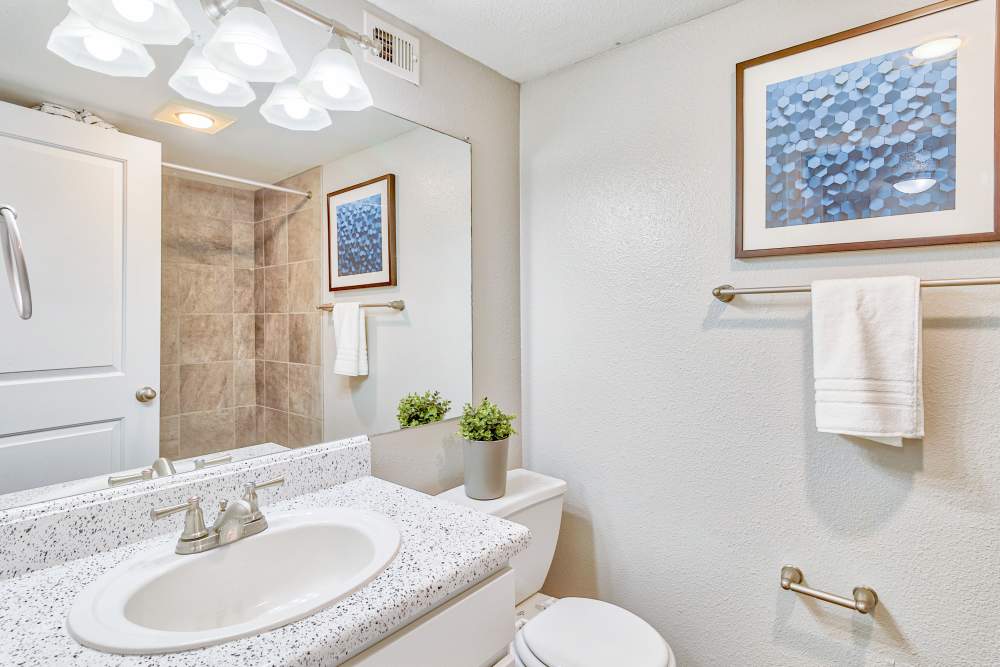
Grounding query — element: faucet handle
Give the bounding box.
[151,496,209,541]
[108,467,154,487]
[242,477,285,517]
[194,454,233,470]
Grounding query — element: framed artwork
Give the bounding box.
[326,174,397,291]
[736,0,999,257]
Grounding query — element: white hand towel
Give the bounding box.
[811,276,923,446]
[333,302,369,377]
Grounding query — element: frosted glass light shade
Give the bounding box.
[203,7,295,83]
[260,82,331,131]
[299,47,373,111]
[68,0,190,45]
[169,46,255,107]
[47,11,155,78]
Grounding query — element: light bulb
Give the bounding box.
[83,34,123,62]
[322,77,351,99]
[893,178,937,195]
[234,42,268,67]
[111,0,155,23]
[911,37,962,60]
[197,72,229,95]
[283,99,311,120]
[175,112,215,129]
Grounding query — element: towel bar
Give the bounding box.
[713,276,1000,302]
[780,566,878,614]
[316,300,405,312]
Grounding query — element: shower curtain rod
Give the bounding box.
[162,162,313,199]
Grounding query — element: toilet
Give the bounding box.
[439,469,676,667]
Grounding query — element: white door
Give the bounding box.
[0,102,160,494]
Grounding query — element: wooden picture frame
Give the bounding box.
[326,174,397,291]
[736,0,1000,257]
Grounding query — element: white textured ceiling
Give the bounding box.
[366,0,744,82]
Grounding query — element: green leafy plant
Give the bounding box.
[458,398,517,442]
[397,390,452,429]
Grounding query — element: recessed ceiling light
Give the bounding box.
[153,102,235,134]
[175,111,214,129]
[911,36,962,60]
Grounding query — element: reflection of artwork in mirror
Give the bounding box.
[327,174,396,291]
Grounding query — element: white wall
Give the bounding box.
[301,0,521,477]
[322,128,472,437]
[521,1,1000,665]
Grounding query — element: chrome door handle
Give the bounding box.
[0,205,32,319]
[135,386,158,403]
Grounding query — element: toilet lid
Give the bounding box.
[521,597,671,667]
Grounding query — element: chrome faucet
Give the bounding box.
[107,454,232,487]
[150,477,285,555]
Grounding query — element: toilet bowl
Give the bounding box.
[438,469,676,667]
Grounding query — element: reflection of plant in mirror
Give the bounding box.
[458,398,516,442]
[397,391,452,429]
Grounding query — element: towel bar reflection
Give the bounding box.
[316,300,405,312]
[713,276,1000,302]
[780,566,878,615]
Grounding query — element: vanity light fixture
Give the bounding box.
[67,0,190,45]
[203,7,296,83]
[299,42,374,112]
[47,11,155,77]
[169,45,256,107]
[260,81,331,131]
[910,36,962,61]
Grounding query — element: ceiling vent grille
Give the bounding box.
[363,12,420,85]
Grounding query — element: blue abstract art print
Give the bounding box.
[327,174,397,291]
[336,193,384,276]
[765,44,957,229]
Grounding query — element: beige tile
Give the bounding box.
[179,314,234,363]
[264,408,288,446]
[179,265,233,313]
[255,405,267,441]
[159,416,179,459]
[235,359,256,407]
[161,312,179,365]
[255,360,265,406]
[179,409,235,457]
[234,313,255,360]
[233,222,254,268]
[263,314,288,361]
[234,269,254,313]
[254,268,266,313]
[289,313,321,365]
[254,190,264,223]
[233,189,255,223]
[279,168,320,214]
[162,174,174,211]
[262,216,287,266]
[254,222,265,267]
[172,178,235,219]
[288,363,321,419]
[261,188,286,220]
[265,264,288,313]
[164,214,233,266]
[264,361,289,410]
[161,263,182,316]
[287,208,320,263]
[235,406,260,447]
[255,314,267,359]
[288,261,318,313]
[179,362,234,412]
[160,364,180,417]
[288,414,323,448]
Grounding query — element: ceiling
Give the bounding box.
[366,0,744,82]
[0,0,417,183]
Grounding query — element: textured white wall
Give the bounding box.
[520,1,1000,665]
[322,128,472,438]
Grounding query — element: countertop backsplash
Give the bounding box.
[0,436,371,579]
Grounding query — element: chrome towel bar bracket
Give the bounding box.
[780,565,878,615]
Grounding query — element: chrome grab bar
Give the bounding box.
[780,566,878,615]
[0,205,32,319]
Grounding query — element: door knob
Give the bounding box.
[135,386,158,403]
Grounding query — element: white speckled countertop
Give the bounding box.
[0,476,530,666]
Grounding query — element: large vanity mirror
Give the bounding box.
[0,1,471,510]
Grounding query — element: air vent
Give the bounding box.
[363,12,420,85]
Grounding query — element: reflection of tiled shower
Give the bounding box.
[159,169,323,458]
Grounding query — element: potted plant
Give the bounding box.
[457,397,516,500]
[396,390,452,429]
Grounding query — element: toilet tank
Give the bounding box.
[438,469,567,604]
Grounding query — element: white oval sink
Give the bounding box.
[67,508,400,655]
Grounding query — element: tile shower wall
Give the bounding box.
[254,167,324,448]
[161,176,259,458]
